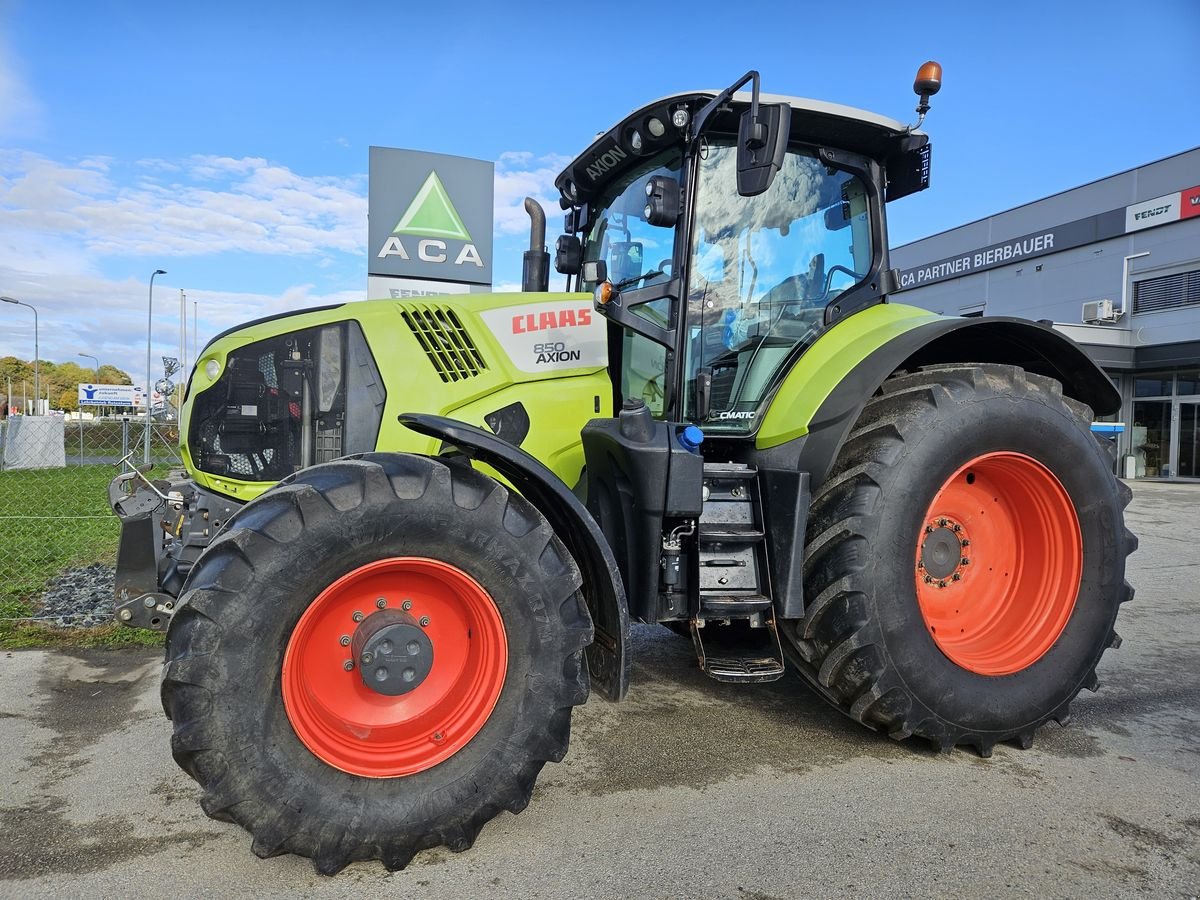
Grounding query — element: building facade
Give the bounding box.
[891,147,1200,481]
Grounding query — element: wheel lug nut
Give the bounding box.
[402,599,412,610]
[961,558,970,566]
[952,573,962,581]
[925,525,935,534]
[339,634,350,646]
[923,575,934,584]
[376,597,387,609]
[352,610,364,622]
[917,561,924,569]
[961,539,970,547]
[419,616,431,627]
[937,518,948,527]
[343,660,354,671]
[952,523,962,532]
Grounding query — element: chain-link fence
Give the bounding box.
[0,416,182,624]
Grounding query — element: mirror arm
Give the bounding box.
[690,70,760,144]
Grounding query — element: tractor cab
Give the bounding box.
[553,72,934,434]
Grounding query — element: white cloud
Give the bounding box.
[0,146,578,373]
[0,258,364,380]
[494,151,572,237]
[0,151,368,263]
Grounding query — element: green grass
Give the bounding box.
[0,465,123,604]
[0,462,171,649]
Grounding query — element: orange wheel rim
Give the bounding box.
[282,557,508,777]
[914,452,1082,676]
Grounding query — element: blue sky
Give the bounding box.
[1,0,1197,380]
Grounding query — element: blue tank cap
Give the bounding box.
[678,425,705,453]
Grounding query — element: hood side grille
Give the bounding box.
[401,305,487,382]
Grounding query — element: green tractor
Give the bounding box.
[111,65,1135,873]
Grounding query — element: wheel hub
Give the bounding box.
[351,609,434,696]
[918,517,970,585]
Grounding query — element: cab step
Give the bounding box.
[689,615,786,684]
[699,523,766,543]
[700,594,772,616]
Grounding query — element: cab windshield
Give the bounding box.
[683,141,873,430]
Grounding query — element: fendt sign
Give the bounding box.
[368,147,494,286]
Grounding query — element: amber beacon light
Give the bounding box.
[913,60,943,116]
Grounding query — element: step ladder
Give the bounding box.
[691,462,785,683]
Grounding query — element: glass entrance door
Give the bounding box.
[1176,400,1200,480]
[1132,401,1171,478]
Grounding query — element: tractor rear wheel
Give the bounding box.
[781,364,1136,755]
[161,454,592,873]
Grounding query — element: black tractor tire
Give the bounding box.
[780,364,1136,756]
[161,454,592,874]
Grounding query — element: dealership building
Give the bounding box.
[891,146,1200,481]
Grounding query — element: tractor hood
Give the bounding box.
[181,292,609,500]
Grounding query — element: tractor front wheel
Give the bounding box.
[782,364,1136,755]
[161,454,592,873]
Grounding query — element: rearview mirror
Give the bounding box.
[581,259,607,284]
[736,102,791,196]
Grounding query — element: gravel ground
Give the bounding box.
[32,564,115,627]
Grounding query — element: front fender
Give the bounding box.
[399,412,631,702]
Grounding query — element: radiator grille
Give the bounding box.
[400,305,487,382]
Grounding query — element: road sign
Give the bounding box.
[78,383,147,407]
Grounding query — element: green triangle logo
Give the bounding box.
[392,171,473,241]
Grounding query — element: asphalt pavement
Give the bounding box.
[1,482,1197,899]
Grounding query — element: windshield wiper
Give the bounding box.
[613,269,665,292]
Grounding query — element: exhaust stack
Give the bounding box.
[521,197,550,293]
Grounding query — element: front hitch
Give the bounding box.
[108,457,178,631]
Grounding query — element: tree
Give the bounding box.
[58,388,79,412]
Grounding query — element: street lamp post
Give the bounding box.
[1,296,39,414]
[78,353,100,379]
[145,269,167,463]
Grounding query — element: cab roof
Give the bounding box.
[555,89,928,207]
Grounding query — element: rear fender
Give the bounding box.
[399,412,631,702]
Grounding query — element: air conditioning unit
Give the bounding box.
[1082,299,1119,324]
